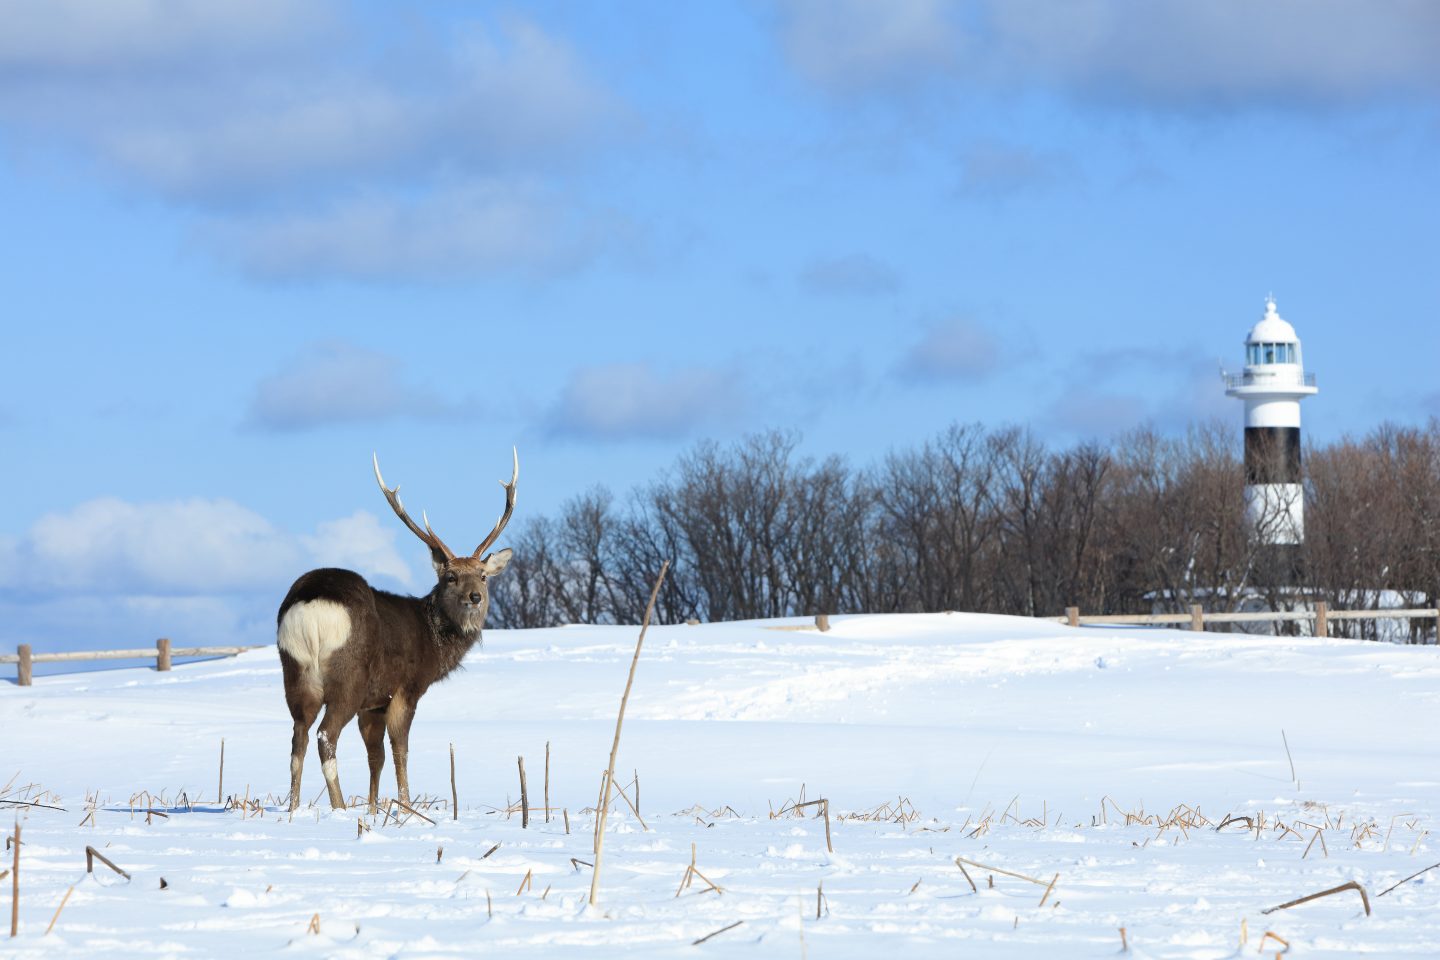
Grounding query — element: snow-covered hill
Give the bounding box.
[3,613,1438,957]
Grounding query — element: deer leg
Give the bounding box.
[357,707,387,815]
[285,688,321,812]
[385,691,417,806]
[315,706,353,810]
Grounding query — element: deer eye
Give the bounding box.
[479,574,488,583]
[445,573,458,584]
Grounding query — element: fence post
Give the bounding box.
[1066,606,1080,628]
[1314,601,1328,639]
[157,637,172,672]
[17,644,32,686]
[815,614,830,632]
[1189,604,1204,632]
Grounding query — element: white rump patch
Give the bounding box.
[278,600,351,686]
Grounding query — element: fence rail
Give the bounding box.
[1053,602,1440,639]
[3,639,267,686]
[8,604,1438,685]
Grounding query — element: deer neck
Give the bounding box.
[422,593,484,676]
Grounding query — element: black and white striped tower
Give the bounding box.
[1224,297,1317,580]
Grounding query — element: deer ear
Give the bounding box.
[429,549,451,575]
[482,548,513,576]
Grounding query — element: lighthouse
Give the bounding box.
[1224,297,1318,580]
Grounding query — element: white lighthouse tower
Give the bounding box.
[1224,297,1318,576]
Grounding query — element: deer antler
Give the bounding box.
[373,454,457,562]
[472,447,519,559]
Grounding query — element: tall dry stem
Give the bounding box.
[588,560,669,907]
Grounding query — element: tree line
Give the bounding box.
[489,421,1440,640]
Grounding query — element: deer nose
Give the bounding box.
[469,592,483,604]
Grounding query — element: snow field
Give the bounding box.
[3,612,1440,957]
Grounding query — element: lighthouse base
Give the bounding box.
[1253,542,1304,589]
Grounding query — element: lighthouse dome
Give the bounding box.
[1246,298,1298,345]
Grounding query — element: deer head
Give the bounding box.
[373,450,517,634]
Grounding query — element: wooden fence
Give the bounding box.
[6,604,1438,685]
[1052,601,1440,640]
[2,639,266,686]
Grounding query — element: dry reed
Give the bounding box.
[44,885,75,936]
[1262,880,1371,916]
[692,920,743,946]
[588,560,668,907]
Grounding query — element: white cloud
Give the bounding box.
[0,5,627,282]
[988,0,1440,107]
[210,183,604,282]
[0,497,414,597]
[800,253,901,297]
[956,141,1078,197]
[777,0,1440,108]
[0,0,328,73]
[13,496,299,595]
[245,341,455,431]
[897,317,1003,382]
[545,362,743,441]
[777,0,959,93]
[300,511,417,588]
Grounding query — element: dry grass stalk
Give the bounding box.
[1301,828,1328,860]
[1384,813,1415,852]
[793,799,833,853]
[675,842,722,897]
[1038,873,1059,907]
[955,859,977,893]
[516,869,533,895]
[218,738,224,803]
[10,821,18,938]
[588,560,669,907]
[1378,861,1440,898]
[1119,927,1127,952]
[691,920,743,946]
[486,889,492,918]
[1240,917,1247,945]
[538,881,550,900]
[908,878,922,895]
[388,798,436,826]
[1411,830,1429,856]
[306,913,320,935]
[609,778,649,830]
[675,844,696,897]
[1262,880,1371,916]
[544,742,551,824]
[480,843,500,861]
[44,884,75,936]
[518,756,529,829]
[956,856,1046,887]
[564,809,570,835]
[450,743,458,821]
[436,846,443,864]
[1257,931,1288,952]
[85,845,131,880]
[570,857,592,871]
[1281,729,1297,787]
[816,880,827,919]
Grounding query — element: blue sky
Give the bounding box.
[1,0,1437,652]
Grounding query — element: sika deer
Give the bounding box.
[277,452,517,812]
